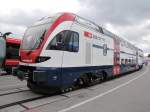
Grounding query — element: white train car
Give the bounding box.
[16,13,143,93]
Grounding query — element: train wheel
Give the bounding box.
[76,74,90,87]
[76,78,84,87]
[61,87,74,93]
[101,72,108,82]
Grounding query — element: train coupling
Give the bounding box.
[14,70,29,81]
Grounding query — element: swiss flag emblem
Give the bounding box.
[84,31,92,38]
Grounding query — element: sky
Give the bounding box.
[0,0,150,55]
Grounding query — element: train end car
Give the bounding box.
[4,34,21,74]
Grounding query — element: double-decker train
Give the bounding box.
[16,12,144,93]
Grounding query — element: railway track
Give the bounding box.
[0,75,119,110]
[0,88,88,111]
[0,89,29,96]
[0,94,47,110]
[0,89,70,111]
[0,84,28,97]
[0,84,26,91]
[0,69,143,111]
[0,90,47,110]
[0,81,96,111]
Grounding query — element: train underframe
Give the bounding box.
[16,64,141,94]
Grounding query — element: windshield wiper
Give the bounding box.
[27,30,46,55]
[40,30,46,41]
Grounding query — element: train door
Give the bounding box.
[62,31,80,67]
[44,31,70,88]
[61,28,81,87]
[45,31,67,68]
[113,38,120,75]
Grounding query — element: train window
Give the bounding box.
[129,59,131,64]
[125,59,128,64]
[103,44,107,56]
[68,32,79,52]
[47,30,79,52]
[121,59,124,64]
[66,32,79,52]
[47,31,68,50]
[22,23,50,50]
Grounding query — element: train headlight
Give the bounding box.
[36,56,51,63]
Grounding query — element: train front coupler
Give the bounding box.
[14,69,29,81]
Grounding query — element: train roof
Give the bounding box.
[37,12,143,52]
[73,13,142,52]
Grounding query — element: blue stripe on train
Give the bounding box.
[36,65,113,88]
[35,64,136,89]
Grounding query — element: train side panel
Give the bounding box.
[16,12,144,93]
[119,41,137,73]
[92,32,114,77]
[61,22,115,88]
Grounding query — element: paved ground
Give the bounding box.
[58,66,150,112]
[0,65,150,112]
[0,75,26,90]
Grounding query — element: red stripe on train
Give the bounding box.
[6,37,21,45]
[5,59,19,66]
[20,13,76,63]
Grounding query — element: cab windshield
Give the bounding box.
[21,14,60,50]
